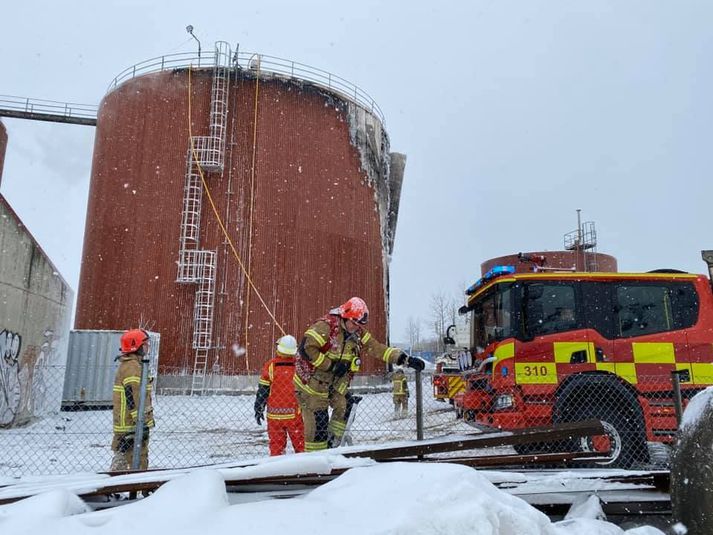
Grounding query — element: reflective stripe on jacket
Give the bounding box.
[259,355,300,419]
[295,315,403,396]
[393,373,409,396]
[112,353,155,433]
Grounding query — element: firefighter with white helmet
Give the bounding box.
[110,328,155,471]
[254,334,305,455]
[392,365,409,418]
[295,297,425,451]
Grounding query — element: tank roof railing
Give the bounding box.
[108,47,385,124]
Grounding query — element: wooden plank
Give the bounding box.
[415,451,612,467]
[343,419,606,460]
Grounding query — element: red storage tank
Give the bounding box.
[481,251,618,275]
[75,46,405,384]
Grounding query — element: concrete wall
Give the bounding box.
[0,195,73,427]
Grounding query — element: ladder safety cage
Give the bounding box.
[174,42,232,394]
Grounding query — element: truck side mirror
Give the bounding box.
[443,324,456,346]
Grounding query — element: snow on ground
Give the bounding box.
[0,378,670,533]
[0,460,665,535]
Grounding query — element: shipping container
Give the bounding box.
[62,330,160,409]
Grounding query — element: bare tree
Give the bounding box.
[448,296,458,326]
[404,316,421,352]
[430,292,450,353]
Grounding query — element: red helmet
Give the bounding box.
[337,297,369,325]
[120,329,149,354]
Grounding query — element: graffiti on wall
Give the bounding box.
[22,329,60,417]
[0,329,22,426]
[0,328,63,427]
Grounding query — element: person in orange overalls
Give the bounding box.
[254,335,305,456]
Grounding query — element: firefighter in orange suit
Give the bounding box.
[110,329,155,471]
[254,335,305,456]
[392,366,409,418]
[295,297,425,451]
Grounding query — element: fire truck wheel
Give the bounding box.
[561,403,649,469]
[553,376,650,468]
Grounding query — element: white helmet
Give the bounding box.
[276,335,298,356]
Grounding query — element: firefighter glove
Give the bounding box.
[406,356,426,372]
[255,411,264,425]
[332,360,350,378]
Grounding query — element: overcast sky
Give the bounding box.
[2,0,712,342]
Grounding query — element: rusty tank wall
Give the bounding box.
[0,195,73,427]
[481,250,618,275]
[0,120,7,188]
[75,68,399,377]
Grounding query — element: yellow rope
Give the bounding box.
[244,55,261,363]
[186,67,285,364]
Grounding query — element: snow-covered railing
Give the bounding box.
[107,48,385,124]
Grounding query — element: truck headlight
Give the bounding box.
[493,394,514,411]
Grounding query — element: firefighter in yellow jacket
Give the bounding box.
[392,366,409,418]
[110,329,155,471]
[295,297,425,451]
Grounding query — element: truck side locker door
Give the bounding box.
[614,282,689,389]
[516,281,586,387]
[677,279,709,387]
[581,281,615,375]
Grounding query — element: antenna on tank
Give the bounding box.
[186,25,202,58]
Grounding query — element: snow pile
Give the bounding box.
[0,462,665,535]
[679,385,713,432]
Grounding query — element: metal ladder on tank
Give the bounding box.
[175,41,232,395]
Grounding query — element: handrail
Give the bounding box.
[0,95,97,120]
[108,48,384,124]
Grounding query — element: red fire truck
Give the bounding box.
[432,323,470,403]
[433,356,466,403]
[454,258,713,467]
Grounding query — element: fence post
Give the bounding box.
[131,356,150,470]
[415,369,424,441]
[671,370,684,428]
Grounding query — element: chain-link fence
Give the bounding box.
[1,363,696,477]
[0,366,475,477]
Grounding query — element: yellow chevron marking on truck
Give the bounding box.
[447,376,466,398]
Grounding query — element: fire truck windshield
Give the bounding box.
[472,285,514,350]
